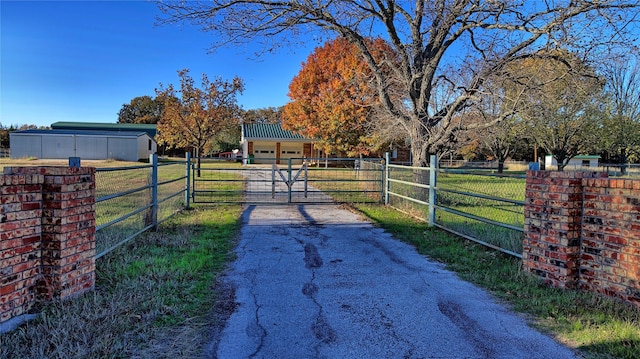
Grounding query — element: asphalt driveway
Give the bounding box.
[209,204,578,359]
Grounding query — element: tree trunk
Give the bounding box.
[497,161,505,173]
[554,152,568,171]
[407,134,430,201]
[557,161,566,171]
[409,124,429,167]
[620,148,628,176]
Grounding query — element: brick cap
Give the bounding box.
[6,167,95,176]
[526,170,608,179]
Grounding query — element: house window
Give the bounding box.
[582,160,590,167]
[148,140,152,151]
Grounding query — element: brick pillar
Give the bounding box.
[523,171,607,289]
[41,167,96,299]
[0,173,44,322]
[7,167,96,300]
[581,177,640,303]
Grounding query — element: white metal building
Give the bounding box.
[10,129,157,161]
[544,154,601,169]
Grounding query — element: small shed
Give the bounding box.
[241,123,316,165]
[10,129,156,161]
[544,154,601,169]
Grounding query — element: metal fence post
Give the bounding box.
[288,158,292,203]
[428,154,437,226]
[304,161,308,198]
[149,153,158,229]
[272,164,276,199]
[384,152,390,205]
[191,156,196,204]
[185,152,191,209]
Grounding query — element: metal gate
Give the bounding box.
[191,157,384,204]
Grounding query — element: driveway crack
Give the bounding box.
[301,242,335,357]
[247,286,266,359]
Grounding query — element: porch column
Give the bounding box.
[242,140,248,165]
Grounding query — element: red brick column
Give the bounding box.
[5,167,96,299]
[0,173,44,322]
[39,167,96,299]
[581,177,640,304]
[523,171,607,289]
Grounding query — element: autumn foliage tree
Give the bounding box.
[283,37,394,157]
[156,69,244,175]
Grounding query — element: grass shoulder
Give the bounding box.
[354,203,640,359]
[0,205,243,358]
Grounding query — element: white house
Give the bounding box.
[10,129,156,162]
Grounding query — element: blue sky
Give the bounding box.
[1,0,318,128]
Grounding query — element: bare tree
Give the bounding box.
[503,50,604,171]
[158,0,639,166]
[601,56,640,175]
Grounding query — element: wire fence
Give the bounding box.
[191,157,384,204]
[436,170,525,257]
[95,155,188,258]
[305,158,384,203]
[439,159,529,171]
[440,159,640,177]
[553,163,640,177]
[93,153,525,258]
[384,155,525,258]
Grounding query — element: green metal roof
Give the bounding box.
[13,129,148,138]
[242,123,307,140]
[51,122,157,138]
